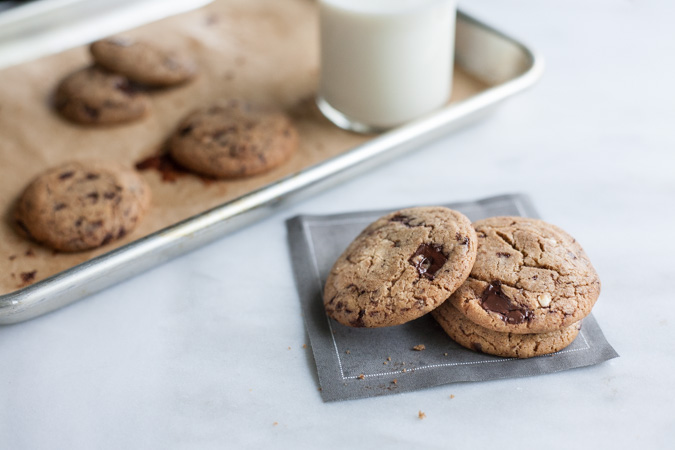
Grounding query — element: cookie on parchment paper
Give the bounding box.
[168,100,299,178]
[54,66,150,125]
[14,161,151,252]
[90,36,197,87]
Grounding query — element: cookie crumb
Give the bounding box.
[450,394,455,399]
[443,353,448,356]
[418,410,426,420]
[383,361,388,365]
[302,344,307,349]
[402,368,407,373]
[413,344,426,351]
[387,357,391,361]
[392,379,398,385]
[287,346,291,350]
[357,374,365,380]
[318,387,322,391]
[273,422,278,426]
[345,350,351,354]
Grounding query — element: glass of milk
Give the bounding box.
[317,0,457,133]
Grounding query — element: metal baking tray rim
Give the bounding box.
[0,9,544,324]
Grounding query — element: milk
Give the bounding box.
[317,0,456,132]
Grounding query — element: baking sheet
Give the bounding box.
[0,0,489,296]
[0,0,214,70]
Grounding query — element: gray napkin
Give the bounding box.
[286,194,618,402]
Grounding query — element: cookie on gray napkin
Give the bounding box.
[323,207,477,328]
[433,301,582,358]
[448,216,601,334]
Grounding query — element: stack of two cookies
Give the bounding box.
[323,208,601,358]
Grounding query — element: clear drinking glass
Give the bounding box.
[317,0,457,133]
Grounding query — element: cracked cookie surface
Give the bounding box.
[448,216,600,334]
[323,207,477,328]
[90,36,197,87]
[168,100,298,178]
[54,66,150,125]
[15,161,151,252]
[432,301,581,358]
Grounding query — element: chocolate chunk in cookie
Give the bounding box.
[432,301,582,358]
[90,36,197,87]
[168,100,299,178]
[54,66,149,125]
[14,161,151,252]
[323,207,477,328]
[448,216,601,334]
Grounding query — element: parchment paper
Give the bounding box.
[0,0,488,295]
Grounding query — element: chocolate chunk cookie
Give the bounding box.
[168,100,299,178]
[448,216,601,334]
[90,36,197,87]
[14,161,151,252]
[54,66,149,125]
[323,207,477,328]
[432,301,581,358]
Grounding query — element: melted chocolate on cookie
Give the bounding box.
[408,244,447,280]
[481,280,532,324]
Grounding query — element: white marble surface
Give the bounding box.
[1,0,674,448]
